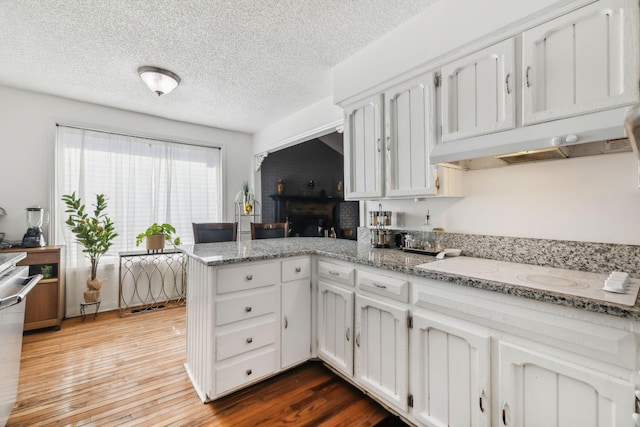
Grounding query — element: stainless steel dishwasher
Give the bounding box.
[0,252,41,426]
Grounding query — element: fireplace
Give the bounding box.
[270,195,358,239]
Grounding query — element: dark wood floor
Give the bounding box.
[7,306,402,426]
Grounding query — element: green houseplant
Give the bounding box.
[62,192,118,302]
[136,223,181,252]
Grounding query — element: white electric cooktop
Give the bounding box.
[416,256,640,306]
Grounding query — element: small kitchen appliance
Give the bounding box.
[21,207,46,248]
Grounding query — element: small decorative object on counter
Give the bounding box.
[135,223,181,253]
[337,180,343,196]
[242,182,254,214]
[370,203,393,248]
[62,191,118,303]
[276,179,285,195]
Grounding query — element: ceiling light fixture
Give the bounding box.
[137,66,181,96]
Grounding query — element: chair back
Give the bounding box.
[192,222,237,243]
[250,222,288,240]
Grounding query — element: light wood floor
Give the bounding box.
[7,307,396,427]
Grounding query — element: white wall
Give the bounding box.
[252,96,343,155]
[364,152,640,245]
[0,85,253,316]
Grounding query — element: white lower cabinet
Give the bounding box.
[410,310,491,427]
[317,280,354,377]
[281,257,311,369]
[499,341,635,427]
[355,293,409,412]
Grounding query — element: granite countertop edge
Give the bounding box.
[182,238,640,320]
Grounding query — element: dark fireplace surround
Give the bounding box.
[270,195,357,239]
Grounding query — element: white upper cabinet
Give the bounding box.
[441,38,516,142]
[384,71,438,197]
[343,95,384,199]
[522,0,640,125]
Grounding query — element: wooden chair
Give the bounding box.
[250,222,288,240]
[192,222,237,243]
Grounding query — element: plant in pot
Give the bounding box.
[136,223,181,253]
[62,192,118,303]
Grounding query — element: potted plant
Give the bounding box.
[62,192,118,303]
[136,223,181,253]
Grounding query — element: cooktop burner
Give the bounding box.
[416,256,640,306]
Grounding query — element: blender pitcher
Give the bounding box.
[22,207,46,247]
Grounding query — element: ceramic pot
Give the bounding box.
[146,234,165,252]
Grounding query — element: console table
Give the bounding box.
[118,249,187,317]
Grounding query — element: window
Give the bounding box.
[55,125,222,269]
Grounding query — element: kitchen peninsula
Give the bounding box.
[183,236,640,427]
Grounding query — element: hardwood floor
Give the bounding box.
[8,307,398,426]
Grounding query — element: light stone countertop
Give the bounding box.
[182,237,640,320]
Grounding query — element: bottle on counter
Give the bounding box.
[421,211,434,250]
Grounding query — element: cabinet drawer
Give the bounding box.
[216,349,276,394]
[216,320,276,361]
[318,260,354,287]
[16,249,59,266]
[282,257,311,282]
[358,269,409,303]
[215,287,277,326]
[217,262,280,294]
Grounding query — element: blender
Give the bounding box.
[22,207,46,247]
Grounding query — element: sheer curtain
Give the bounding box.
[54,125,222,314]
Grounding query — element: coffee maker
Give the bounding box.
[22,207,46,247]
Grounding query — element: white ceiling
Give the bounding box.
[0,0,437,134]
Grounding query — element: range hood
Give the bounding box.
[431,106,633,170]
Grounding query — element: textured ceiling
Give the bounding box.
[0,0,437,134]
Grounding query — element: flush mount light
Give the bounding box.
[137,66,181,96]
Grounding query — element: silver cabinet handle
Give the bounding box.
[376,138,381,152]
[329,271,340,276]
[505,73,512,94]
[355,332,360,347]
[386,136,391,151]
[246,337,253,343]
[245,306,252,312]
[246,369,252,376]
[295,267,301,273]
[246,274,253,280]
[346,327,350,342]
[372,282,387,289]
[284,316,288,329]
[502,401,508,425]
[525,66,531,88]
[479,389,486,413]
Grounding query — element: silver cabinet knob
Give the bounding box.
[295,267,301,273]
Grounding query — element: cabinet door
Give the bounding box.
[411,310,491,427]
[317,280,354,376]
[343,94,384,199]
[499,341,635,427]
[355,294,408,412]
[384,71,437,197]
[442,38,516,142]
[281,279,311,369]
[522,0,639,125]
